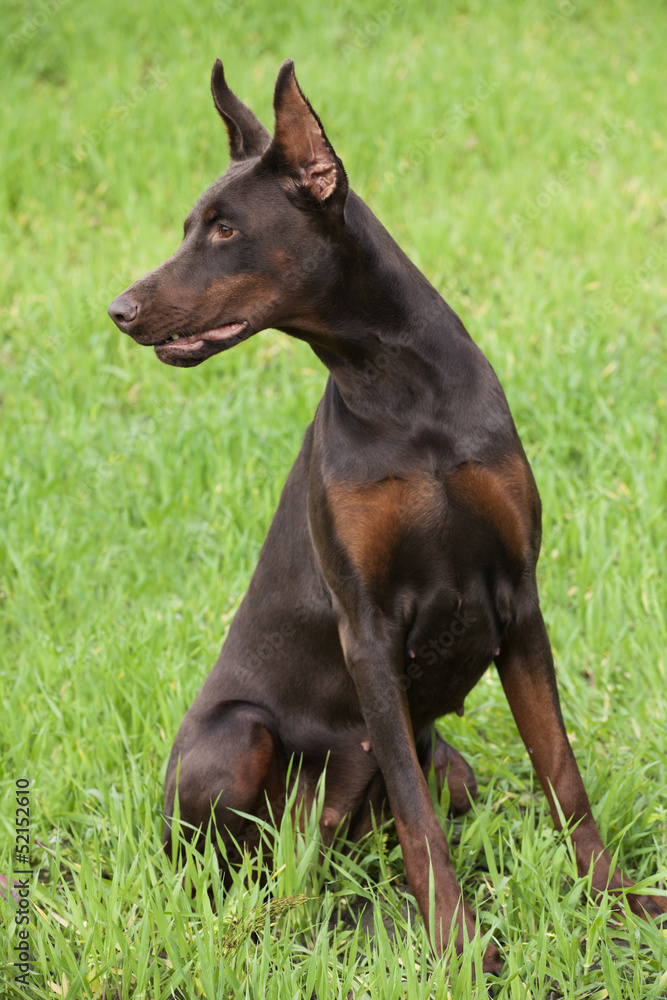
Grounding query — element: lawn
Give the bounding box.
[1,0,666,997]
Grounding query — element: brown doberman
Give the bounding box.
[108,59,666,974]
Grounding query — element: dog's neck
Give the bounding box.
[280,191,498,433]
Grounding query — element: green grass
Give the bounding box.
[2,0,667,996]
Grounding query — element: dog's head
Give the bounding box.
[108,59,349,367]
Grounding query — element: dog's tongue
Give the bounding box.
[201,322,246,342]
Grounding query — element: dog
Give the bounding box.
[107,58,666,974]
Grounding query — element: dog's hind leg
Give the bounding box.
[419,730,478,817]
[163,702,283,867]
[496,608,667,920]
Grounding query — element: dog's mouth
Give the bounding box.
[152,321,250,367]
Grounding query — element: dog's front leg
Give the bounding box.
[496,608,667,920]
[339,619,503,973]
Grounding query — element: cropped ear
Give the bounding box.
[262,60,348,211]
[211,58,271,161]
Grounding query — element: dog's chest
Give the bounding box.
[325,474,444,587]
[324,458,536,592]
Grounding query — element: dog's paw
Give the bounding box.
[430,734,478,816]
[481,942,504,976]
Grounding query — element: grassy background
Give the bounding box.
[1,0,667,996]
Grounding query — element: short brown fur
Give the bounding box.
[328,476,442,584]
[448,455,536,564]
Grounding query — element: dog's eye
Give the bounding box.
[214,224,235,241]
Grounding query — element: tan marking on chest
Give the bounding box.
[327,477,442,584]
[447,456,535,563]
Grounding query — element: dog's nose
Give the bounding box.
[108,295,139,331]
